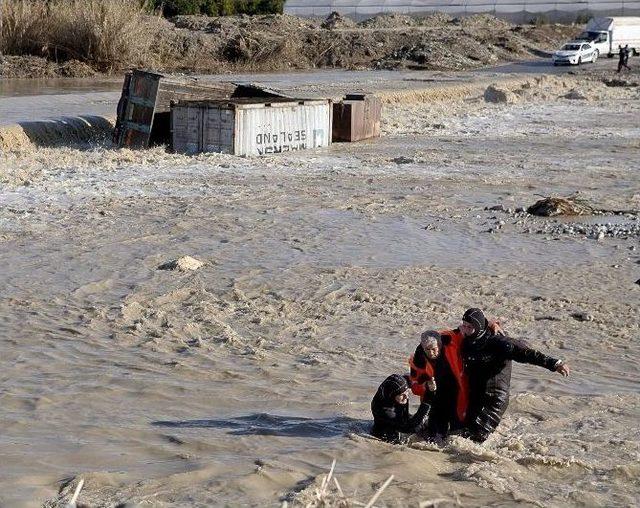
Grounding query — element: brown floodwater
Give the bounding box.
[0,75,639,507]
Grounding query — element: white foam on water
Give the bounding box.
[1,82,639,507]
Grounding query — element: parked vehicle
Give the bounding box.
[552,41,598,66]
[576,17,640,58]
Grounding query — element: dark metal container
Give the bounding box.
[113,70,289,149]
[332,94,381,143]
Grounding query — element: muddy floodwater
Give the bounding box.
[1,72,639,507]
[0,62,597,127]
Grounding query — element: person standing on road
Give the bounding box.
[459,308,570,443]
[617,45,630,72]
[624,44,631,69]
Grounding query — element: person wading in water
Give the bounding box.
[370,374,429,443]
[459,308,570,443]
[409,320,503,443]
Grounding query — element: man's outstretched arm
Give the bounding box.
[498,337,570,376]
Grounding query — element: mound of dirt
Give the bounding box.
[0,55,58,78]
[376,42,479,70]
[414,12,454,26]
[358,13,417,29]
[0,55,96,78]
[3,13,581,76]
[170,14,215,30]
[373,31,507,71]
[459,13,512,30]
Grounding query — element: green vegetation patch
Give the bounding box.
[154,0,285,16]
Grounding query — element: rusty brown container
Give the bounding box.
[332,94,381,143]
[113,70,289,149]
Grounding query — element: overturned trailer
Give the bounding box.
[171,98,333,156]
[113,70,290,149]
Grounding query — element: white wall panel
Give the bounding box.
[284,0,640,22]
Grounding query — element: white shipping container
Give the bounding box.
[171,98,332,156]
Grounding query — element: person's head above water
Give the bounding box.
[380,374,410,404]
[460,308,489,343]
[420,330,441,360]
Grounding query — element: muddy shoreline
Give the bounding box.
[1,68,639,507]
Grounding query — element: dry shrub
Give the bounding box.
[49,0,161,71]
[0,0,161,71]
[0,0,49,55]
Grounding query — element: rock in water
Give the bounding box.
[484,84,518,104]
[158,256,204,272]
[563,89,587,100]
[603,78,639,88]
[527,197,594,217]
[571,312,594,322]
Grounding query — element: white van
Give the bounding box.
[576,17,640,58]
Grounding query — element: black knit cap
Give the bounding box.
[463,308,488,340]
[380,374,409,401]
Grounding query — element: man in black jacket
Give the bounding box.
[459,308,570,443]
[617,45,631,72]
[371,374,430,443]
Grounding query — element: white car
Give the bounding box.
[552,42,598,66]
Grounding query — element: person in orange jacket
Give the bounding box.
[409,321,503,443]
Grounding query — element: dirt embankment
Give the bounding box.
[0,13,579,78]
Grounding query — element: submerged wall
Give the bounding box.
[284,0,640,23]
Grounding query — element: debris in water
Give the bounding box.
[603,78,639,88]
[393,156,414,164]
[158,256,204,272]
[484,84,518,104]
[290,459,394,508]
[66,477,84,508]
[526,196,594,217]
[535,315,562,321]
[563,89,588,100]
[571,312,594,322]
